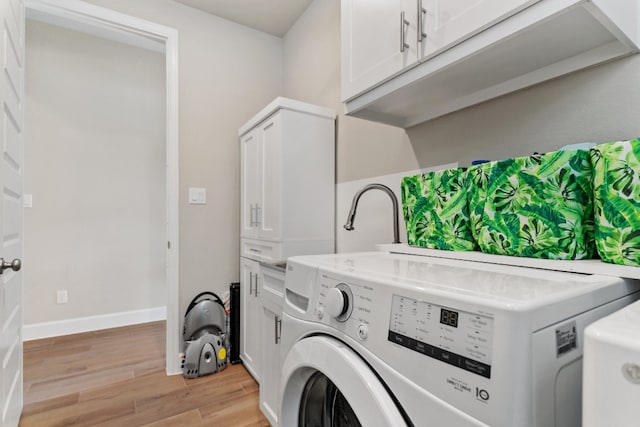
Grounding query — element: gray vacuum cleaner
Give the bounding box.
[181,291,228,378]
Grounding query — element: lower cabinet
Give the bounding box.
[260,299,282,426]
[259,266,285,426]
[240,257,261,382]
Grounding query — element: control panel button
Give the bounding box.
[357,324,368,340]
[316,306,324,319]
[324,283,354,322]
[326,288,347,318]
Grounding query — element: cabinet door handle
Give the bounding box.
[417,0,427,42]
[253,273,258,298]
[255,204,261,226]
[249,204,255,227]
[248,272,253,296]
[400,11,410,53]
[275,315,282,344]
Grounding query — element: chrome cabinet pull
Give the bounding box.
[400,11,410,52]
[249,203,255,227]
[255,204,261,226]
[275,315,282,344]
[417,0,427,42]
[254,274,259,298]
[0,258,21,274]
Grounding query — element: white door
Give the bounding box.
[0,0,24,426]
[239,257,261,382]
[420,0,538,59]
[257,113,281,242]
[341,0,418,101]
[240,130,259,239]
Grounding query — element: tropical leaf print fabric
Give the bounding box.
[590,139,640,266]
[401,168,476,251]
[466,149,594,259]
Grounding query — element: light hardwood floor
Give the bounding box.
[20,321,269,426]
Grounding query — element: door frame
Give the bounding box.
[24,0,181,375]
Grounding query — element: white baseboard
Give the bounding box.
[23,306,167,341]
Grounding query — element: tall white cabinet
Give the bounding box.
[238,97,335,386]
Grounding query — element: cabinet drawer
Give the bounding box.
[241,238,281,262]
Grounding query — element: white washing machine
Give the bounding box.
[279,251,640,427]
[583,299,640,427]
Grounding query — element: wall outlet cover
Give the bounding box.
[56,290,68,305]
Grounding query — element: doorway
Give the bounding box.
[24,0,180,375]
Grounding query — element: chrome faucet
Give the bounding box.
[343,183,401,244]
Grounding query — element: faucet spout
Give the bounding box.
[343,183,401,244]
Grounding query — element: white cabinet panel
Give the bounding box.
[240,238,281,263]
[259,266,285,426]
[258,114,282,241]
[342,0,418,101]
[260,299,281,426]
[240,257,261,382]
[421,0,536,59]
[240,131,259,239]
[240,112,284,242]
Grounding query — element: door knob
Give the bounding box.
[0,258,21,274]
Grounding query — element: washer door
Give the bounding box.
[280,336,408,427]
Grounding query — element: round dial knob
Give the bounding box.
[326,288,348,319]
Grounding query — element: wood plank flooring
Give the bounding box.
[20,321,268,426]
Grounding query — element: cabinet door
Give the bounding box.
[257,113,282,241]
[259,300,282,426]
[240,258,261,382]
[240,130,259,239]
[342,0,418,101]
[420,0,537,59]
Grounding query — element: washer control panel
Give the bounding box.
[317,275,375,330]
[388,294,494,378]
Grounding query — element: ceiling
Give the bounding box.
[174,0,314,37]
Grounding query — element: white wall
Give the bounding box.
[72,0,284,317]
[284,0,640,248]
[24,21,166,324]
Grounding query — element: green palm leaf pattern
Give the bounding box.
[466,149,594,259]
[401,168,476,251]
[591,138,640,265]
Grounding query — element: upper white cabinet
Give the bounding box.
[342,0,534,101]
[240,97,336,248]
[342,0,419,99]
[420,0,536,59]
[240,113,282,241]
[342,0,640,128]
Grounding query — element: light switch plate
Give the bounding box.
[189,187,206,205]
[23,194,33,208]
